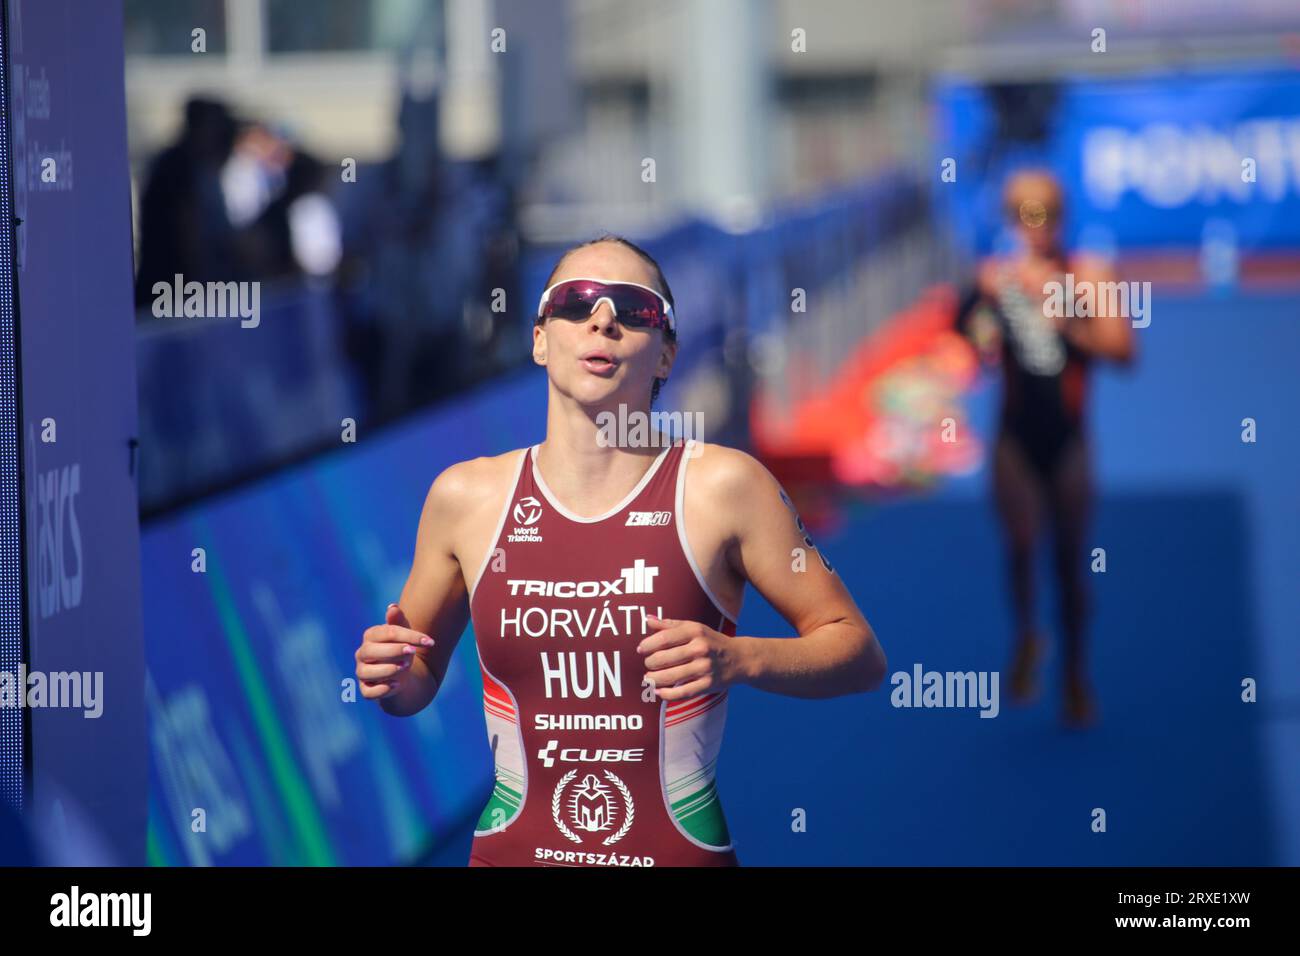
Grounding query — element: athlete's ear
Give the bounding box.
[657,335,677,379]
[532,322,547,365]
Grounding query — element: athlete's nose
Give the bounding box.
[588,298,620,335]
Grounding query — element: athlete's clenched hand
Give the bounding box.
[355,602,435,700]
[637,615,745,702]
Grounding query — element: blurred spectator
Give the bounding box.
[133,80,518,454]
[238,148,342,280]
[336,85,515,419]
[221,121,293,228]
[133,96,240,310]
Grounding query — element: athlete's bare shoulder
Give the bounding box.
[427,449,524,515]
[1069,251,1114,283]
[679,441,808,611]
[682,442,782,528]
[418,452,530,564]
[685,441,762,486]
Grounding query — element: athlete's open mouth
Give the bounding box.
[579,351,618,376]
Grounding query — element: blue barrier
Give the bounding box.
[136,281,362,513]
[143,368,546,866]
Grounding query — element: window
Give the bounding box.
[124,0,228,56]
[264,0,438,53]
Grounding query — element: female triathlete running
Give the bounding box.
[355,235,887,865]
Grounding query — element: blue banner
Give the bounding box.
[12,0,147,863]
[934,68,1300,254]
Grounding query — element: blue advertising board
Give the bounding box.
[9,0,146,864]
[934,67,1300,255]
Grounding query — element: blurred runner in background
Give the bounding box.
[956,169,1136,729]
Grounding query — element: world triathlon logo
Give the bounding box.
[508,496,544,543]
[513,496,543,525]
[552,769,634,846]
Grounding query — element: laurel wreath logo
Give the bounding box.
[550,768,635,846]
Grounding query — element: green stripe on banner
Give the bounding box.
[146,793,181,867]
[198,516,337,866]
[227,717,299,865]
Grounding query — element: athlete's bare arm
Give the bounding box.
[659,443,887,700]
[363,452,519,717]
[1063,255,1137,365]
[974,256,1003,300]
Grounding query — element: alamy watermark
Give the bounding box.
[890,663,999,718]
[151,273,260,328]
[0,665,103,718]
[595,403,704,455]
[1043,273,1151,329]
[50,886,150,935]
